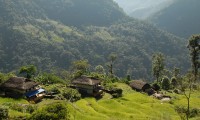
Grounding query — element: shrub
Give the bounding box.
[30,110,55,120]
[45,103,68,119]
[35,73,65,85]
[113,88,123,98]
[190,108,200,118]
[161,76,170,90]
[152,83,160,91]
[30,102,69,120]
[175,106,200,118]
[62,88,81,102]
[50,87,61,94]
[175,106,187,119]
[106,88,123,98]
[171,77,177,88]
[173,89,181,94]
[0,106,8,120]
[26,105,36,114]
[54,94,65,100]
[10,104,23,112]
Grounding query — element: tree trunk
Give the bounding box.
[186,97,190,120]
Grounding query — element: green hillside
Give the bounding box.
[1,83,200,119]
[149,0,200,38]
[0,0,189,79]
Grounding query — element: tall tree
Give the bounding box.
[187,35,200,81]
[72,59,90,77]
[152,53,165,84]
[178,73,194,120]
[19,65,37,79]
[107,53,117,76]
[95,65,105,74]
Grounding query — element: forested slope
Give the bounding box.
[149,0,200,38]
[0,0,189,80]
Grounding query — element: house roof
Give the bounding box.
[129,80,149,90]
[0,77,39,90]
[72,76,101,86]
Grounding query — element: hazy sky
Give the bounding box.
[113,0,175,19]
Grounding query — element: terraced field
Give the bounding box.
[68,83,181,120]
[1,83,200,120]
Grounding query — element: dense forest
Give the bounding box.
[0,0,189,80]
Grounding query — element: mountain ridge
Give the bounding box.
[149,0,200,38]
[0,0,189,80]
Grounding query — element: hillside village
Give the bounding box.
[0,56,200,120]
[0,0,200,120]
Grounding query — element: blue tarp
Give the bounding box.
[25,88,45,98]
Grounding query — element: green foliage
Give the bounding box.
[173,67,180,78]
[30,102,69,120]
[0,72,15,84]
[107,53,117,76]
[50,87,61,94]
[30,111,55,120]
[175,106,200,119]
[19,65,37,79]
[110,88,123,98]
[171,77,178,89]
[0,0,189,81]
[10,104,23,112]
[45,102,69,119]
[152,53,165,84]
[72,59,90,78]
[187,34,200,82]
[62,88,81,102]
[95,65,105,74]
[161,76,171,90]
[9,103,36,114]
[152,83,160,91]
[103,81,122,98]
[26,105,36,114]
[0,106,8,120]
[35,73,65,84]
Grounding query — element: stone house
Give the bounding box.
[72,76,103,97]
[0,77,42,99]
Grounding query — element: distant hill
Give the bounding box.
[34,0,127,27]
[113,0,174,19]
[149,0,200,38]
[0,0,189,79]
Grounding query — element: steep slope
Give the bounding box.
[149,0,200,38]
[34,0,126,27]
[0,0,189,79]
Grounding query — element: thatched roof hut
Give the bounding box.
[0,77,39,91]
[72,76,103,97]
[129,80,151,92]
[72,76,101,86]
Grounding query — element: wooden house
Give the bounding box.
[0,77,40,98]
[72,76,103,97]
[129,80,153,95]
